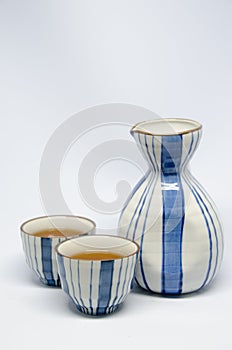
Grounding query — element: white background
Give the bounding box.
[1,0,232,349]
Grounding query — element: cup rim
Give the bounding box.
[131,118,202,136]
[55,234,140,260]
[20,215,96,237]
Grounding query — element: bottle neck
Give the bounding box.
[133,130,202,174]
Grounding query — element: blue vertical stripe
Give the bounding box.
[191,180,218,282]
[131,136,157,241]
[185,180,213,288]
[125,174,152,239]
[117,258,129,305]
[191,176,223,242]
[41,238,55,286]
[126,256,136,293]
[130,254,137,290]
[57,255,69,294]
[97,260,114,315]
[161,135,185,294]
[118,259,133,303]
[182,131,215,287]
[77,260,88,312]
[125,134,155,239]
[119,173,147,221]
[109,259,123,312]
[119,133,149,221]
[138,136,158,291]
[26,234,33,268]
[33,236,40,278]
[89,261,94,315]
[69,259,79,306]
[189,175,220,280]
[144,134,157,170]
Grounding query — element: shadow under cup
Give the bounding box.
[20,215,96,286]
[56,235,139,316]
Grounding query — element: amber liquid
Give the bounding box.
[70,251,125,260]
[33,228,82,238]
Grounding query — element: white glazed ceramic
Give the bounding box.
[20,215,96,286]
[56,234,139,315]
[119,118,223,294]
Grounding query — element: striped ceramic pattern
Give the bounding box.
[57,253,137,315]
[20,232,63,286]
[119,129,223,294]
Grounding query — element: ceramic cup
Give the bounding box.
[56,234,139,315]
[20,215,96,286]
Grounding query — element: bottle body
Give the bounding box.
[118,120,223,294]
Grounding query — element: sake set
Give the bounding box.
[20,118,223,316]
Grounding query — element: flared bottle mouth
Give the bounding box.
[131,118,202,136]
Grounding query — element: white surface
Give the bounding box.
[1,0,232,349]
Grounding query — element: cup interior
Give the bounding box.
[56,234,139,259]
[21,216,96,237]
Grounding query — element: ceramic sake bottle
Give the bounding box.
[118,118,223,294]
